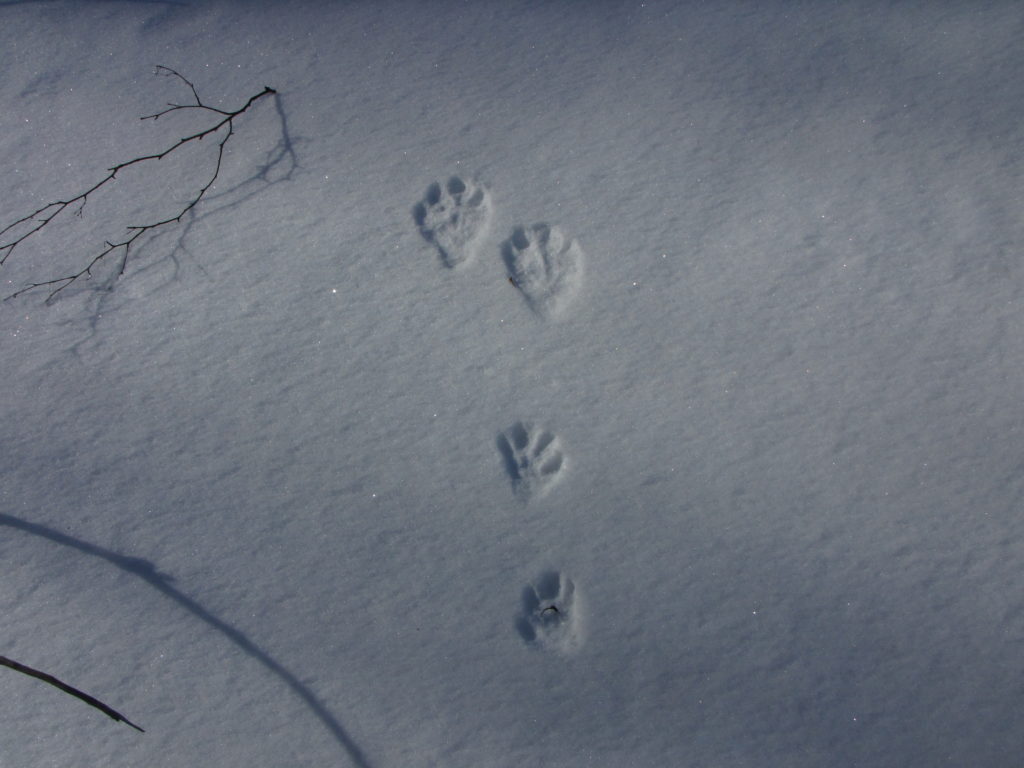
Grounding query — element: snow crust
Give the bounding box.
[2,1,1023,766]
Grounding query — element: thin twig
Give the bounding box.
[141,66,232,120]
[0,654,144,732]
[1,67,276,302]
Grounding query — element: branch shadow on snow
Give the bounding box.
[0,512,373,768]
[130,89,302,294]
[66,90,301,357]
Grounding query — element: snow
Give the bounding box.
[1,1,1023,765]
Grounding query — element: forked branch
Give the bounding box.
[1,67,275,302]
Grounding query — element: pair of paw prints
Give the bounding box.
[414,176,584,318]
[517,571,581,654]
[500,425,578,651]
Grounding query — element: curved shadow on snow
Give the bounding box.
[0,513,373,768]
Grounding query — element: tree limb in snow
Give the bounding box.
[0,66,276,303]
[0,654,144,732]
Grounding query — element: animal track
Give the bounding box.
[497,422,565,500]
[414,176,492,268]
[517,571,581,653]
[504,223,584,317]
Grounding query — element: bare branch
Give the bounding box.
[1,67,277,302]
[156,65,200,104]
[141,67,235,121]
[0,655,144,732]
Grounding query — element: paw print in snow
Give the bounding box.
[497,422,565,500]
[414,176,492,268]
[517,571,581,653]
[504,223,584,317]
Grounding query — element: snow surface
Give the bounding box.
[2,1,1023,766]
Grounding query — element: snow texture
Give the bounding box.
[2,2,1024,767]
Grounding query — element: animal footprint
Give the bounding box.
[517,571,581,653]
[504,223,584,317]
[497,422,565,500]
[414,176,492,268]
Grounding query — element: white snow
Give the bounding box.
[1,1,1023,766]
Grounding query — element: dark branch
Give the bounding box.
[142,66,232,120]
[0,655,144,732]
[1,67,276,302]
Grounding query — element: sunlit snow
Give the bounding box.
[2,2,1023,766]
